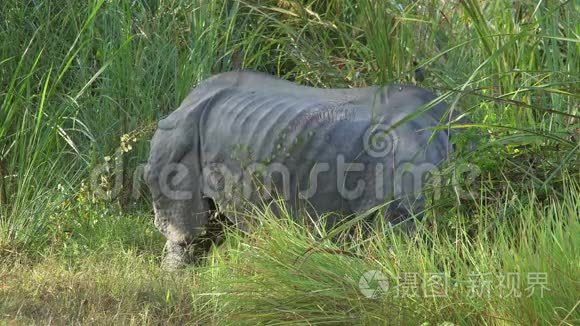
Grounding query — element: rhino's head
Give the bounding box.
[374,85,449,122]
[144,124,209,245]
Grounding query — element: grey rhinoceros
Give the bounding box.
[144,71,453,268]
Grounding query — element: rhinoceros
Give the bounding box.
[144,71,453,268]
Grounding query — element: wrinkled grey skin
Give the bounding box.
[144,71,453,269]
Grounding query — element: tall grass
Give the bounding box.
[0,0,106,249]
[1,180,578,324]
[0,0,578,324]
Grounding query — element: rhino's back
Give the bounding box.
[191,70,378,104]
[195,71,448,168]
[201,87,371,164]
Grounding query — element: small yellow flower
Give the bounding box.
[121,143,132,152]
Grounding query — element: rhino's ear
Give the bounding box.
[158,116,177,130]
[143,163,158,199]
[143,163,149,178]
